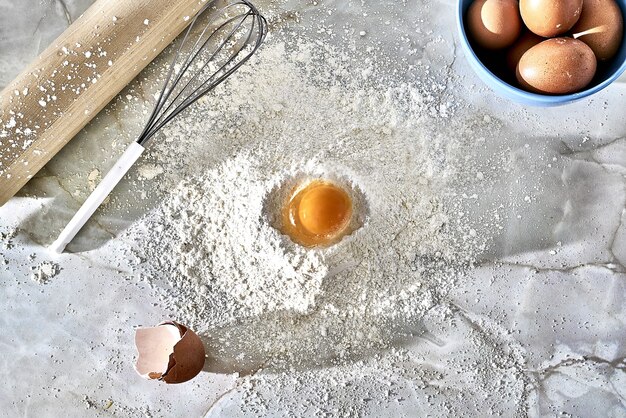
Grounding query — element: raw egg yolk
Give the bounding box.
[282,180,353,247]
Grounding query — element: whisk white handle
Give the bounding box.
[50,141,145,253]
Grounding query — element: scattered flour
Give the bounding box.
[0,226,17,250]
[121,35,529,415]
[31,261,60,284]
[126,37,464,325]
[136,163,163,180]
[0,8,530,411]
[87,168,101,191]
[132,155,329,319]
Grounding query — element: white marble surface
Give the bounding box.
[1,0,625,417]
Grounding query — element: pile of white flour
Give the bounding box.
[121,36,528,414]
[126,38,466,324]
[131,154,330,319]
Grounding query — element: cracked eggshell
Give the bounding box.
[134,321,206,384]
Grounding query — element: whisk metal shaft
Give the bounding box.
[51,0,267,253]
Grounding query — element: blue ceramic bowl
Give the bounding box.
[457,0,626,106]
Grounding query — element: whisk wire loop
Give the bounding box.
[150,13,251,131]
[137,0,267,145]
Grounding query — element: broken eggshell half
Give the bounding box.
[134,321,206,384]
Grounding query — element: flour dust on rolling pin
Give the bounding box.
[0,0,209,206]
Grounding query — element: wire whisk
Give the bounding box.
[51,0,267,253]
[139,0,267,145]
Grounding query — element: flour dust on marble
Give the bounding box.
[31,261,61,284]
[119,36,532,415]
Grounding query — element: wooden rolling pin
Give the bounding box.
[0,0,207,206]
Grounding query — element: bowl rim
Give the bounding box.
[456,0,626,104]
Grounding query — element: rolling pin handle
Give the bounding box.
[50,141,145,253]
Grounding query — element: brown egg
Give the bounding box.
[467,0,522,49]
[506,30,544,74]
[520,0,583,37]
[572,0,624,61]
[517,38,597,94]
[134,321,206,384]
